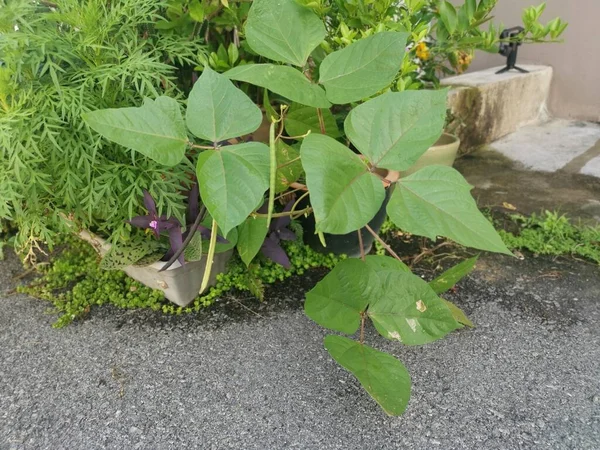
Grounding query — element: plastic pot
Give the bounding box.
[78,230,231,307]
[399,133,460,177]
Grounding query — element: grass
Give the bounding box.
[490,210,600,264]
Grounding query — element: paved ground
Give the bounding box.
[456,120,600,224]
[1,248,599,449]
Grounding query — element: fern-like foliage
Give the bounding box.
[0,0,207,256]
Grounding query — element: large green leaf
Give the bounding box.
[245,0,326,67]
[304,259,379,334]
[196,142,270,236]
[388,166,512,255]
[274,140,303,193]
[301,134,384,234]
[367,271,460,345]
[319,32,408,104]
[186,67,262,143]
[345,90,447,171]
[364,255,410,278]
[82,96,187,167]
[225,64,330,109]
[237,216,269,266]
[324,335,411,416]
[284,104,341,138]
[429,256,478,294]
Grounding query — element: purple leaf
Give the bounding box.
[128,215,153,229]
[274,200,295,230]
[261,235,291,269]
[143,191,157,216]
[278,228,296,241]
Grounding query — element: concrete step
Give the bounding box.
[442,65,553,153]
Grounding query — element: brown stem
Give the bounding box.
[316,108,326,134]
[364,224,403,263]
[357,229,366,261]
[290,182,308,191]
[359,313,366,345]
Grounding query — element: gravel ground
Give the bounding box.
[1,251,599,450]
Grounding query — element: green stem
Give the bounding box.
[267,120,277,229]
[200,218,218,294]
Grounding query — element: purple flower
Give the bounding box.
[129,187,227,267]
[129,191,185,265]
[259,201,297,269]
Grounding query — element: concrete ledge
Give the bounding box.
[442,65,553,153]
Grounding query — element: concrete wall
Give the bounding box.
[462,0,600,121]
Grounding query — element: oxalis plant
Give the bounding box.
[82,0,512,415]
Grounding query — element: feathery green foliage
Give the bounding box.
[0,0,207,257]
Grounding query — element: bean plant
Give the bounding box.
[78,0,522,415]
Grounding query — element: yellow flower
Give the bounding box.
[415,42,430,61]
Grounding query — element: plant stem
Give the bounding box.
[291,190,310,215]
[252,207,312,219]
[365,224,403,263]
[267,120,278,229]
[200,218,218,294]
[159,205,206,272]
[191,143,216,150]
[358,229,366,261]
[316,108,326,134]
[359,313,366,345]
[277,156,301,169]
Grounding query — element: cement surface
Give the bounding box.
[442,65,551,87]
[1,250,599,450]
[489,120,600,173]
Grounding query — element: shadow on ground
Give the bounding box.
[1,246,599,450]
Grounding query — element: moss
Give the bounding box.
[19,236,343,327]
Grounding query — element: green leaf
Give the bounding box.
[274,140,303,193]
[225,64,330,109]
[300,134,385,234]
[429,256,478,294]
[319,32,408,104]
[284,104,341,138]
[100,238,163,270]
[466,0,476,19]
[324,335,411,416]
[184,233,204,261]
[186,67,262,143]
[442,299,474,328]
[184,220,237,259]
[237,216,269,266]
[82,96,187,167]
[304,259,379,334]
[364,255,410,278]
[189,0,205,22]
[388,166,512,255]
[438,1,458,35]
[345,90,446,171]
[196,142,270,236]
[367,271,460,345]
[245,0,326,67]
